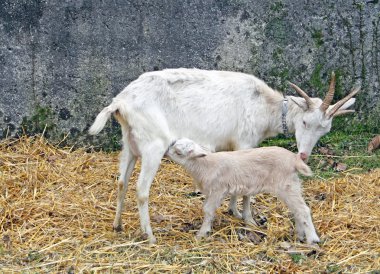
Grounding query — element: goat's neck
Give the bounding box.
[264,97,301,138]
[183,158,210,183]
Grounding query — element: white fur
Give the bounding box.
[89,68,355,243]
[167,138,320,244]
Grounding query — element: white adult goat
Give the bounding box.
[166,138,319,244]
[89,68,359,244]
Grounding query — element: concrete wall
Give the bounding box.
[1,0,379,148]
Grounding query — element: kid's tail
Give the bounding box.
[295,154,313,176]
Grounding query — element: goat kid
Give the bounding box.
[167,138,320,244]
[89,68,358,244]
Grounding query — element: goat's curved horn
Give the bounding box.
[320,72,336,112]
[288,82,313,108]
[327,86,361,118]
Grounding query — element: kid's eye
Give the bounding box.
[303,121,307,127]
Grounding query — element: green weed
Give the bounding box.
[261,122,379,179]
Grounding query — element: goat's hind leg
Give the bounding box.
[290,200,319,244]
[113,143,137,231]
[277,179,320,244]
[242,195,258,226]
[136,141,166,244]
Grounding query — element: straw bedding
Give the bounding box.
[0,136,379,273]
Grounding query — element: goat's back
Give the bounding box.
[201,146,307,178]
[188,146,309,197]
[113,69,282,149]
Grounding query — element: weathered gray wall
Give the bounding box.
[1,0,379,148]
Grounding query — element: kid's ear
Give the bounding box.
[189,149,207,158]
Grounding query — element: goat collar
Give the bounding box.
[282,97,290,137]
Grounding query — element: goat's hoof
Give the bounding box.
[227,209,242,219]
[113,224,123,232]
[307,237,321,245]
[140,233,157,244]
[186,191,202,197]
[196,231,211,241]
[148,236,157,245]
[244,218,259,226]
[195,234,205,241]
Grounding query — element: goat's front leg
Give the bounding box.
[197,194,224,240]
[192,179,202,194]
[136,143,166,244]
[228,143,253,219]
[228,195,242,219]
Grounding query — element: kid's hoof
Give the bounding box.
[227,209,242,219]
[113,224,123,232]
[196,231,211,241]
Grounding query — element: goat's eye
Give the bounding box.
[303,121,307,127]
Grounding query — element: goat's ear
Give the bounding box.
[290,97,308,111]
[189,149,207,158]
[328,98,356,112]
[193,152,207,158]
[196,152,207,158]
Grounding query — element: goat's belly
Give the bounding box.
[171,128,237,151]
[227,183,261,196]
[215,140,238,151]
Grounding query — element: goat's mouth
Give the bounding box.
[165,140,177,156]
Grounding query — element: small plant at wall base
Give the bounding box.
[20,105,56,137]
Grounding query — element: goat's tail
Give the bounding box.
[295,155,313,176]
[88,101,120,135]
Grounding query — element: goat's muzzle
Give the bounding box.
[300,152,308,162]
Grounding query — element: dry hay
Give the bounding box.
[0,136,379,273]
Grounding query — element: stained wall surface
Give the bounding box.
[1,0,379,147]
